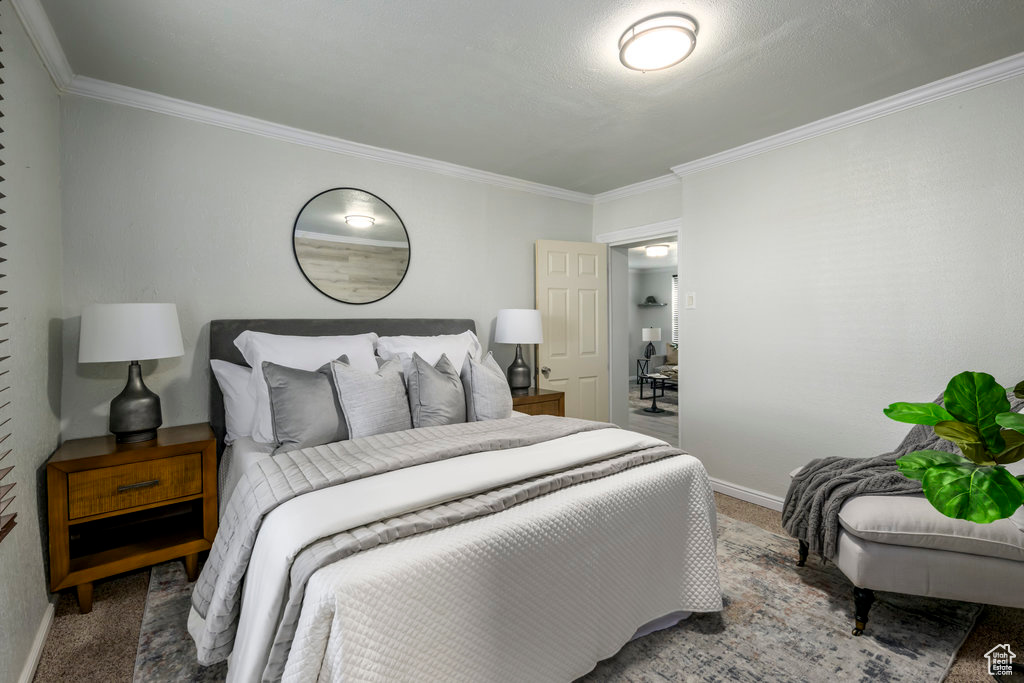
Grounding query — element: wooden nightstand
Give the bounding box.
[46,423,217,613]
[511,388,565,417]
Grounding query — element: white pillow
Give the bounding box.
[234,330,379,443]
[210,360,256,444]
[376,331,482,368]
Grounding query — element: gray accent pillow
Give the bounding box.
[330,358,413,438]
[262,358,347,452]
[407,352,466,428]
[461,352,513,421]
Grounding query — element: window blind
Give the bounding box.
[671,275,679,344]
[0,20,13,546]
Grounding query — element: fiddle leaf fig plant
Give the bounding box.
[884,371,1024,523]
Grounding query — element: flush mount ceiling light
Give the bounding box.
[344,215,375,228]
[619,12,698,72]
[645,244,670,257]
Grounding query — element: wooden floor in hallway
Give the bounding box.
[625,382,678,447]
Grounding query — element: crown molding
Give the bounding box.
[595,217,680,246]
[10,0,73,89]
[672,51,1024,178]
[64,76,594,204]
[593,174,680,204]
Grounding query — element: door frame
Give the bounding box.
[596,218,681,428]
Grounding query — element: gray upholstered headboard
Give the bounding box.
[209,318,477,453]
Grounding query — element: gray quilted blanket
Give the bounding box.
[190,415,680,671]
[782,392,1024,560]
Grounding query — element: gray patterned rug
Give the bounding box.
[134,515,980,682]
[628,383,677,414]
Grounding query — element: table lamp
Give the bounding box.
[78,303,184,443]
[642,327,661,359]
[495,309,543,394]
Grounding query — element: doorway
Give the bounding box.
[610,239,679,446]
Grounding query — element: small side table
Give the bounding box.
[641,374,669,413]
[511,388,566,416]
[636,358,651,385]
[46,423,218,613]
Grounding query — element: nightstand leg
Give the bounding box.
[184,553,199,581]
[76,582,93,614]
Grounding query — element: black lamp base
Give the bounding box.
[110,360,162,443]
[644,341,656,359]
[506,344,532,394]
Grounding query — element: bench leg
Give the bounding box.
[797,540,809,567]
[852,586,875,636]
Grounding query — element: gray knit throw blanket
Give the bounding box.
[782,392,1024,560]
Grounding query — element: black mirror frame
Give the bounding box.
[292,187,411,305]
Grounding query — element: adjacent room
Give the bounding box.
[620,240,679,446]
[3,1,1024,681]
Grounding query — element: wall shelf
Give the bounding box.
[638,302,668,307]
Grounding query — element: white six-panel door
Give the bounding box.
[535,240,609,421]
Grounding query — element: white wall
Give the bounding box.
[608,246,630,427]
[0,11,63,682]
[678,74,1024,498]
[592,182,680,237]
[58,96,594,438]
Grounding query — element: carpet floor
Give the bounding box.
[32,493,1022,682]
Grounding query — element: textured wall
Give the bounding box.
[679,74,1024,498]
[0,9,63,682]
[58,96,593,438]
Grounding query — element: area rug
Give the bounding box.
[134,515,980,682]
[628,383,677,414]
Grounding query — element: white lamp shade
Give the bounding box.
[494,309,543,344]
[79,303,184,363]
[642,327,662,342]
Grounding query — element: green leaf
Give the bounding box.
[896,450,966,481]
[943,371,1010,452]
[883,402,954,426]
[1014,380,1024,400]
[994,429,1024,465]
[933,421,992,464]
[995,411,1024,435]
[921,463,1024,523]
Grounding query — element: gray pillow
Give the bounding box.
[461,352,513,421]
[407,352,466,428]
[330,358,413,438]
[262,359,347,452]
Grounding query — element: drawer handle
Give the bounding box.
[117,479,160,493]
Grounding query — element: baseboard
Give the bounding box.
[710,477,784,511]
[18,600,55,683]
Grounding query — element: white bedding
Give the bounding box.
[217,436,275,518]
[201,425,721,681]
[220,428,665,681]
[284,454,720,681]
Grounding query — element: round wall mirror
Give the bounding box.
[293,188,410,304]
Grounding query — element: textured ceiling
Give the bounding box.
[39,0,1024,194]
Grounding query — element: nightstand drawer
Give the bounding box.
[67,453,203,519]
[516,399,561,416]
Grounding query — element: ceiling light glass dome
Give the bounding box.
[619,13,699,72]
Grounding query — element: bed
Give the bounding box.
[190,318,722,682]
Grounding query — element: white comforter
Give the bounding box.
[207,428,721,681]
